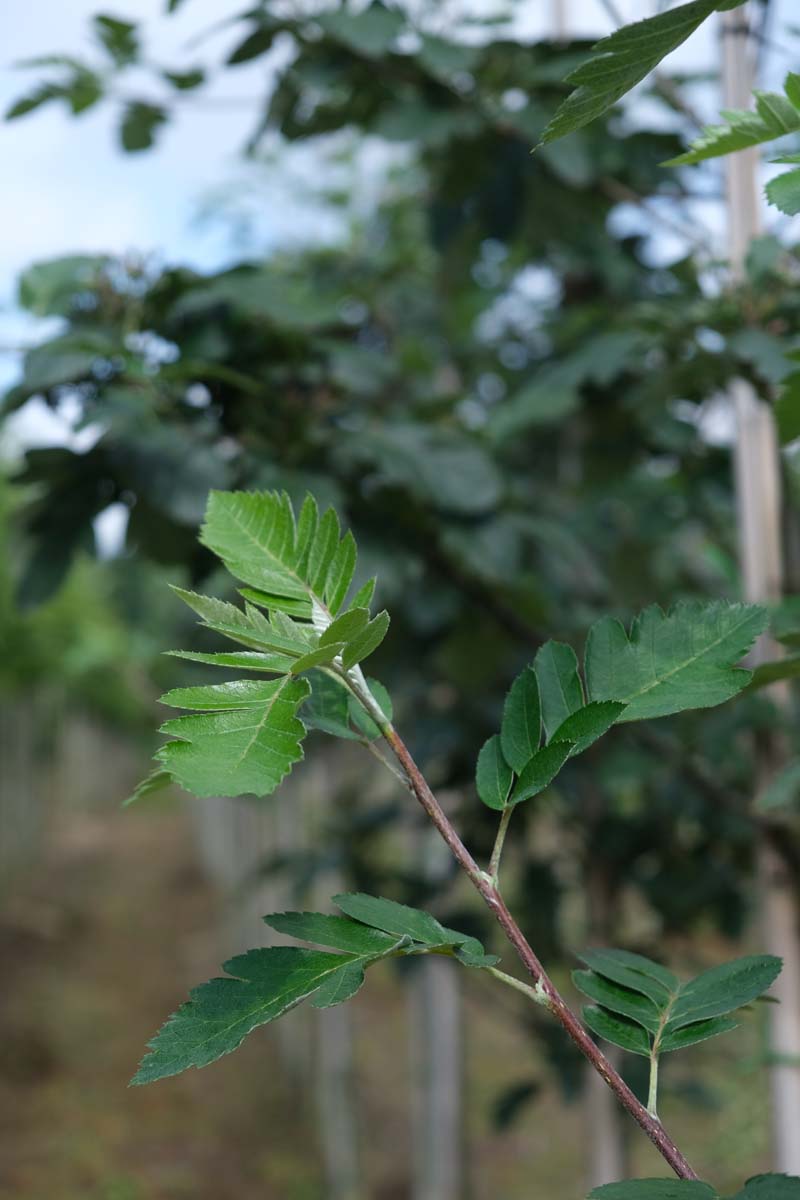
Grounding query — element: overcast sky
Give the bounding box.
[0,0,792,441]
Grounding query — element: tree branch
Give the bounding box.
[346,673,699,1181]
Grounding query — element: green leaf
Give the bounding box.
[540,0,744,145]
[572,970,661,1034]
[320,606,369,648]
[302,671,360,740]
[500,667,541,772]
[290,642,345,673]
[200,491,358,618]
[6,84,64,121]
[123,768,174,808]
[227,20,279,65]
[166,649,297,674]
[534,642,584,740]
[757,760,800,812]
[585,602,767,722]
[509,741,573,806]
[171,586,308,655]
[132,937,402,1084]
[334,893,462,948]
[317,2,405,58]
[264,911,400,954]
[326,530,358,615]
[156,675,310,798]
[311,963,367,1008]
[666,955,782,1031]
[551,700,626,756]
[582,1006,652,1057]
[589,1183,718,1199]
[579,949,676,1006]
[659,1016,738,1053]
[347,678,393,739]
[666,75,800,167]
[733,1177,800,1199]
[94,14,139,65]
[341,611,390,671]
[766,169,800,217]
[476,734,514,811]
[163,68,205,90]
[120,102,167,152]
[239,588,313,620]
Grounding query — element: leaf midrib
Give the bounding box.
[621,608,753,704]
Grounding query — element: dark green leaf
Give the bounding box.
[476,734,514,811]
[334,893,453,947]
[551,700,626,756]
[302,671,360,740]
[733,1177,800,1199]
[163,68,205,90]
[582,1006,652,1057]
[540,0,744,145]
[572,970,661,1034]
[667,955,782,1031]
[94,15,139,65]
[579,949,675,1006]
[534,641,584,740]
[659,1016,738,1053]
[120,102,167,152]
[509,741,573,806]
[264,911,400,954]
[589,1183,717,1199]
[585,602,767,722]
[500,667,541,772]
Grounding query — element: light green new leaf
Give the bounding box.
[476,734,514,811]
[320,606,370,648]
[290,642,345,673]
[341,610,390,670]
[540,0,746,145]
[500,667,541,772]
[765,167,800,217]
[509,740,573,806]
[585,601,767,722]
[132,938,403,1085]
[534,641,584,740]
[666,78,800,166]
[200,490,356,616]
[156,675,310,798]
[166,649,296,674]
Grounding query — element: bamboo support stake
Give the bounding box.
[722,5,800,1174]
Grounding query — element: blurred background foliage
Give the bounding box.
[2,2,800,1198]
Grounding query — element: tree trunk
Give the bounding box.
[722,6,800,1173]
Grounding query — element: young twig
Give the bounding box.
[345,671,699,1182]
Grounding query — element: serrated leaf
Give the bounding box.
[766,169,800,217]
[156,675,310,798]
[350,577,376,610]
[500,667,541,772]
[666,74,800,167]
[572,970,661,1034]
[534,641,584,740]
[239,588,313,620]
[200,491,365,626]
[666,955,782,1031]
[334,893,450,945]
[540,0,744,145]
[341,611,390,670]
[160,678,293,711]
[659,1016,738,1053]
[171,586,308,655]
[290,642,345,673]
[166,649,296,674]
[320,606,369,648]
[132,935,403,1085]
[579,949,675,1006]
[347,678,393,739]
[509,740,573,806]
[589,1183,718,1199]
[264,911,399,954]
[585,601,767,722]
[326,529,357,614]
[551,700,626,756]
[582,1005,652,1057]
[311,963,366,1008]
[476,734,514,811]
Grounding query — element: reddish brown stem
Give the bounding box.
[380,720,699,1181]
